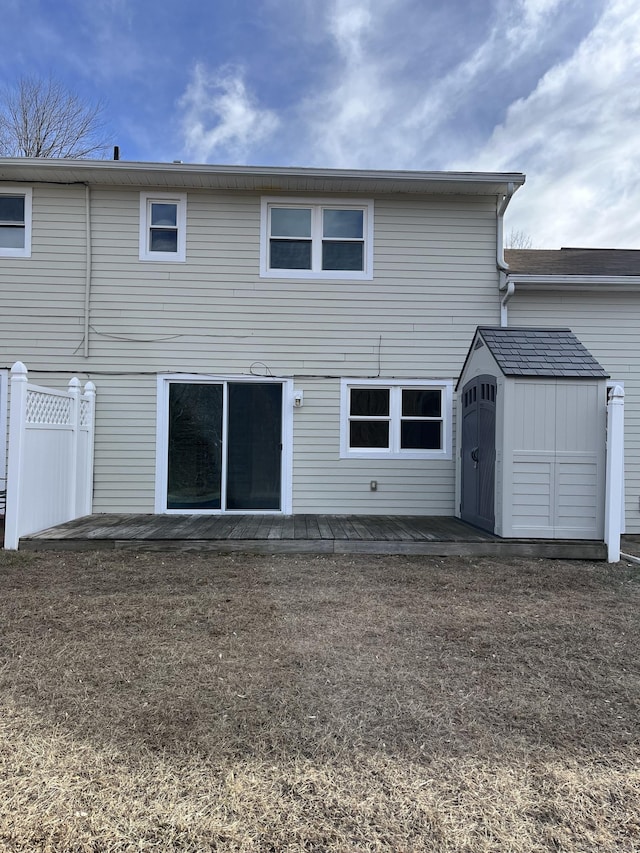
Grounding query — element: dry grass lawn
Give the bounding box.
[0,549,638,852]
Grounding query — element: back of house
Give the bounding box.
[6,160,637,540]
[1,159,528,523]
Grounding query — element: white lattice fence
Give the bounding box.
[3,362,96,550]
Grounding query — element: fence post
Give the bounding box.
[68,377,81,522]
[0,369,8,494]
[81,381,96,516]
[605,385,625,563]
[4,362,28,550]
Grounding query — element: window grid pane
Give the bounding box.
[350,388,389,416]
[350,421,389,448]
[0,225,25,249]
[270,207,311,238]
[0,196,25,224]
[151,203,177,227]
[270,239,312,269]
[322,241,364,271]
[402,389,441,418]
[400,420,442,450]
[150,229,178,253]
[323,209,363,238]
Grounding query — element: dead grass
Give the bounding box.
[0,550,638,851]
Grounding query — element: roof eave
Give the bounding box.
[504,274,640,290]
[0,157,526,195]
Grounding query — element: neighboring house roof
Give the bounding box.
[457,327,608,388]
[0,157,525,196]
[505,248,640,277]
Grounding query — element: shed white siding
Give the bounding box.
[509,292,640,533]
[0,182,503,515]
[501,379,605,539]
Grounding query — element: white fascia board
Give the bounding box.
[0,157,525,195]
[504,274,640,290]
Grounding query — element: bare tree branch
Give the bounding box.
[506,229,534,249]
[0,77,111,158]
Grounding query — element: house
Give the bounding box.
[0,160,634,541]
[0,158,527,525]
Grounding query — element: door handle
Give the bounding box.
[471,447,479,468]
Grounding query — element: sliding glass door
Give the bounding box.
[166,381,283,511]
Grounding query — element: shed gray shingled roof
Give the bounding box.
[505,248,640,276]
[477,327,609,378]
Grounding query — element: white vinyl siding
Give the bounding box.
[0,185,499,515]
[292,379,456,515]
[0,185,86,356]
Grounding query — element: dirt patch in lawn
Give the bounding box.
[0,550,639,851]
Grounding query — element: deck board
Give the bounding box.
[13,512,608,560]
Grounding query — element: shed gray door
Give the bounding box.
[461,376,496,532]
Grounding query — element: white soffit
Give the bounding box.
[0,158,525,196]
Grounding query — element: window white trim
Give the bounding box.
[0,187,32,258]
[340,378,453,460]
[155,373,293,514]
[139,191,186,262]
[260,196,374,280]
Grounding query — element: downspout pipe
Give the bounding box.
[500,280,515,327]
[496,182,515,327]
[84,184,92,358]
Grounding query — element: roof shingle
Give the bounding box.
[476,327,608,378]
[505,248,640,277]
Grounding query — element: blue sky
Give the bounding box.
[1,0,639,247]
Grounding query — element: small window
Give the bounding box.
[139,192,186,261]
[0,188,32,258]
[341,380,452,459]
[261,197,373,279]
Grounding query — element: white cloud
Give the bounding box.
[299,0,400,167]
[296,0,592,169]
[169,0,639,248]
[179,64,280,164]
[402,0,567,141]
[467,0,640,247]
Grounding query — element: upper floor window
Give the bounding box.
[260,197,373,279]
[0,187,32,258]
[139,192,186,261]
[340,379,453,460]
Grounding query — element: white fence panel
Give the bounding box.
[3,362,96,550]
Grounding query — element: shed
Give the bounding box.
[456,327,609,540]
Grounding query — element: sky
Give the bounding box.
[1,0,639,248]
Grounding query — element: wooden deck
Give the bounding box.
[14,513,608,559]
